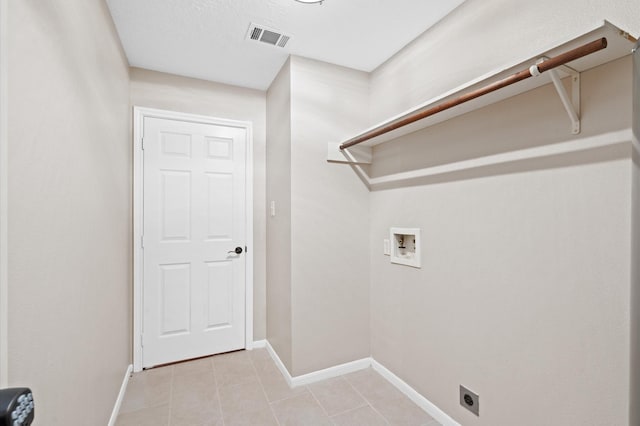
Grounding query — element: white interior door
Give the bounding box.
[142,116,246,368]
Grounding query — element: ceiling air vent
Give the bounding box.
[246,23,291,49]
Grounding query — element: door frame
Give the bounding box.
[0,0,8,386]
[132,106,254,372]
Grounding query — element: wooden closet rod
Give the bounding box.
[340,37,608,150]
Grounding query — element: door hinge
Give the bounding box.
[141,137,145,150]
[140,333,144,348]
[141,235,145,248]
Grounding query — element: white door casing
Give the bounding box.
[133,107,253,371]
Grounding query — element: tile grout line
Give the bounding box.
[249,350,283,426]
[211,358,226,426]
[166,366,175,426]
[115,369,174,422]
[325,400,370,420]
[314,376,369,419]
[266,388,310,406]
[342,371,391,426]
[306,376,372,422]
[213,355,256,425]
[326,401,380,422]
[306,383,331,419]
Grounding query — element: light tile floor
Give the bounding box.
[116,349,441,426]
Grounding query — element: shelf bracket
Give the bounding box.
[327,142,372,164]
[538,58,581,134]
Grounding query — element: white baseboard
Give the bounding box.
[263,340,370,388]
[264,340,293,387]
[108,364,133,426]
[291,358,371,387]
[371,359,460,426]
[259,340,458,425]
[252,339,267,349]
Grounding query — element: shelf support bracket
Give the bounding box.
[538,58,581,134]
[327,142,372,164]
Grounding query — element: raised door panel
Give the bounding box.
[206,172,233,241]
[158,263,191,336]
[160,171,191,242]
[205,261,233,330]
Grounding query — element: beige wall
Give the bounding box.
[369,52,633,426]
[266,61,293,370]
[366,1,639,423]
[288,56,371,375]
[7,0,131,424]
[129,68,267,340]
[370,0,640,122]
[265,57,371,376]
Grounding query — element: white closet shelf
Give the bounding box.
[328,21,636,163]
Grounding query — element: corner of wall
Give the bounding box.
[288,56,371,376]
[629,41,640,426]
[265,57,293,373]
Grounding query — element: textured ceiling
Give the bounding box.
[106,0,465,90]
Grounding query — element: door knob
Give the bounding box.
[228,247,243,255]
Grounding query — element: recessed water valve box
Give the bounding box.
[460,385,479,416]
[390,228,421,268]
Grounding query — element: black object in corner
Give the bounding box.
[0,388,34,426]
